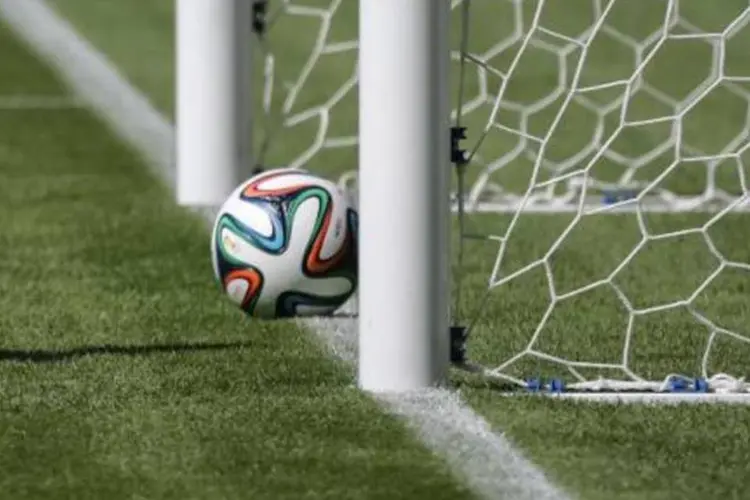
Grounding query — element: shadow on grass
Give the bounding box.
[0,340,252,364]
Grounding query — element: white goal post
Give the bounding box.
[357,0,451,392]
[176,0,255,206]
[176,0,452,392]
[177,0,750,402]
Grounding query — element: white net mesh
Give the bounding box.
[259,0,750,395]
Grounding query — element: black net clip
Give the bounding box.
[450,126,468,167]
[252,1,268,36]
[450,325,469,365]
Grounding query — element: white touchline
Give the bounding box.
[0,0,175,187]
[0,1,572,498]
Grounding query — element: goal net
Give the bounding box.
[255,0,750,399]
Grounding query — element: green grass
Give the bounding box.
[463,395,750,500]
[455,212,750,499]
[24,0,750,499]
[49,0,175,114]
[458,212,750,380]
[0,21,474,500]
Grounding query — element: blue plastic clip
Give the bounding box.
[603,191,617,204]
[549,379,565,393]
[603,190,638,205]
[668,378,688,392]
[526,378,544,392]
[694,378,709,393]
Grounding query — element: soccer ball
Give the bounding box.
[211,168,358,318]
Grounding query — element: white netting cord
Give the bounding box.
[261,0,750,214]
[478,1,750,394]
[257,0,358,172]
[465,0,750,213]
[263,0,750,394]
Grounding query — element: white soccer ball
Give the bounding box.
[211,168,358,318]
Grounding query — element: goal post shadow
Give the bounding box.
[0,340,254,364]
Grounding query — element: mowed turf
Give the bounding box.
[0,22,475,500]
[456,213,750,500]
[44,0,750,499]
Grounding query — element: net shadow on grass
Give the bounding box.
[0,340,253,364]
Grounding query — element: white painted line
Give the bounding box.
[0,0,174,186]
[0,2,573,498]
[305,312,572,500]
